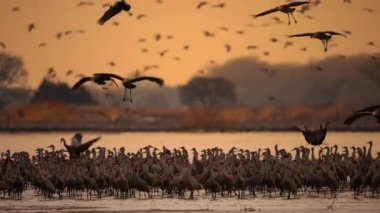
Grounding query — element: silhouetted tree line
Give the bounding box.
[31,79,95,105]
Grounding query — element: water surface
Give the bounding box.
[0,132,379,154]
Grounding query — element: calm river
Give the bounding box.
[0,132,379,154]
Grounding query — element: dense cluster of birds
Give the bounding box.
[0,141,379,201]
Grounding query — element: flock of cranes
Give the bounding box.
[1,0,380,205]
[0,142,379,200]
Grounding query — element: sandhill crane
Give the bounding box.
[89,73,164,102]
[98,0,131,25]
[252,1,310,25]
[288,31,347,52]
[296,122,329,146]
[72,73,120,90]
[61,136,101,160]
[344,105,380,125]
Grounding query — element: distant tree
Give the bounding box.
[179,76,237,108]
[0,52,27,88]
[31,79,95,105]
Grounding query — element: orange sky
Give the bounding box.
[1,0,379,88]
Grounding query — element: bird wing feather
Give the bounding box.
[288,33,315,38]
[323,31,347,37]
[344,111,373,125]
[254,7,279,18]
[344,105,380,125]
[77,136,101,153]
[94,73,125,81]
[97,2,123,25]
[355,104,380,113]
[72,77,93,89]
[129,76,164,85]
[287,1,310,7]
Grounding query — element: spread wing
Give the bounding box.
[323,31,347,37]
[72,77,93,89]
[94,73,125,81]
[129,76,164,85]
[344,105,380,125]
[77,136,101,153]
[98,2,123,25]
[287,1,310,7]
[254,7,279,18]
[288,33,315,38]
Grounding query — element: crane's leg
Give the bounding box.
[324,40,329,52]
[321,40,327,52]
[129,90,132,103]
[287,13,291,25]
[123,88,127,101]
[290,12,297,24]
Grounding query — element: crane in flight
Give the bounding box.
[252,1,310,25]
[288,31,347,52]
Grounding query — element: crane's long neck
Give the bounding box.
[367,142,373,160]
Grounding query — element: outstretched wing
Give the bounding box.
[323,31,347,37]
[288,33,315,38]
[94,73,125,81]
[355,104,380,113]
[76,136,101,153]
[72,77,92,89]
[344,112,372,125]
[344,105,380,125]
[129,76,164,86]
[254,7,279,18]
[98,2,123,25]
[287,1,310,7]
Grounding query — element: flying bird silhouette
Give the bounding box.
[158,49,169,57]
[72,73,120,90]
[211,3,225,8]
[28,23,35,32]
[38,42,47,47]
[136,14,147,20]
[154,33,162,41]
[252,1,310,25]
[197,1,208,9]
[66,70,73,76]
[203,31,215,37]
[12,7,20,12]
[247,45,258,50]
[56,32,63,40]
[98,0,131,25]
[78,1,95,6]
[144,65,159,71]
[296,122,329,146]
[288,31,347,52]
[224,44,231,53]
[344,105,380,126]
[90,74,164,102]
